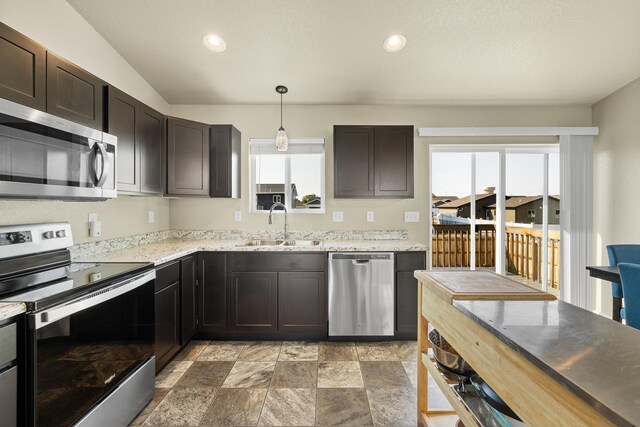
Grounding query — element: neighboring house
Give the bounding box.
[437,192,497,220]
[303,197,322,209]
[487,195,560,224]
[255,183,298,210]
[431,194,459,221]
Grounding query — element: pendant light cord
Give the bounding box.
[280,93,283,128]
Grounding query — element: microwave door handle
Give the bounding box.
[31,270,155,330]
[93,142,110,187]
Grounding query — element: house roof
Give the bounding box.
[486,195,560,209]
[256,183,298,196]
[432,195,458,203]
[304,198,322,206]
[438,193,495,209]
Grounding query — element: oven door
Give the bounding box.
[27,271,155,427]
[0,97,116,200]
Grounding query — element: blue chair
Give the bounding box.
[617,263,640,330]
[606,244,640,321]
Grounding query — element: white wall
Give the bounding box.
[0,0,169,113]
[0,0,172,243]
[169,104,592,242]
[592,77,640,315]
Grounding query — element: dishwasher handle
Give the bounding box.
[353,259,370,265]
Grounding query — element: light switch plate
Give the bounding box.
[367,211,374,222]
[148,211,155,224]
[234,211,242,222]
[332,211,344,222]
[404,211,420,223]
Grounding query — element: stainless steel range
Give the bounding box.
[0,222,156,427]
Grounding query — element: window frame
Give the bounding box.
[249,139,326,214]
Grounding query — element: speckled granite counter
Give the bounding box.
[0,302,26,321]
[454,299,640,427]
[75,238,427,265]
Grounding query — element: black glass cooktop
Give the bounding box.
[0,261,152,310]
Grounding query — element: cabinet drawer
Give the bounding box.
[396,252,426,271]
[0,323,16,366]
[0,366,17,427]
[229,252,326,272]
[155,261,180,292]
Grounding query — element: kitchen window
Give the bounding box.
[249,138,325,213]
[527,209,536,218]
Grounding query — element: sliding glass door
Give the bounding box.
[430,145,560,294]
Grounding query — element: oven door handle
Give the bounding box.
[31,270,155,330]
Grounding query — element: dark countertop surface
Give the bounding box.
[454,299,640,427]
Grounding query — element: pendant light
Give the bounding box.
[275,85,288,151]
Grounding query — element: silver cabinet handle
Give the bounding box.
[32,270,155,330]
[93,142,110,187]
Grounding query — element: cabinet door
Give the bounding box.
[334,126,374,197]
[231,272,278,332]
[278,272,326,335]
[181,255,197,344]
[46,52,104,129]
[167,117,210,196]
[395,252,424,339]
[140,104,164,194]
[107,86,140,192]
[155,281,180,372]
[395,272,418,339]
[0,22,46,110]
[210,125,241,198]
[198,253,227,334]
[374,126,414,197]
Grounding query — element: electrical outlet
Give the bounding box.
[148,211,155,224]
[332,211,344,222]
[89,220,102,237]
[367,211,374,222]
[234,211,242,222]
[404,211,420,223]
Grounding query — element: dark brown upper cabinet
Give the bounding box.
[0,22,46,110]
[139,104,164,194]
[107,86,139,193]
[210,125,241,198]
[46,52,104,129]
[107,86,164,195]
[167,117,210,196]
[334,125,414,198]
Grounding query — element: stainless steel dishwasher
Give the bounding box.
[328,252,394,336]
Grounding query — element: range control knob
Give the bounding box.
[56,230,67,238]
[43,231,55,239]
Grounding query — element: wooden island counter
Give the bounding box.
[416,270,640,427]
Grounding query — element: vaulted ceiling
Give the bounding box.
[67,0,640,105]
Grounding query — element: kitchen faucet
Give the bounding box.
[268,202,289,240]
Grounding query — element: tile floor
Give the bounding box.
[131,340,449,427]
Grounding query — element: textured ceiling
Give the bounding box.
[66,0,640,105]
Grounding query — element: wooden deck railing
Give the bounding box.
[432,224,560,290]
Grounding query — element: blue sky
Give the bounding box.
[432,152,560,197]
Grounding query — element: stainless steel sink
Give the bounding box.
[237,239,322,247]
[238,239,285,247]
[282,239,322,246]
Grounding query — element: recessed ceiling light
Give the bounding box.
[383,34,406,52]
[202,34,226,52]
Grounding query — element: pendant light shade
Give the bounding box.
[275,85,288,151]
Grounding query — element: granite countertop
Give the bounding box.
[0,302,26,321]
[454,299,640,427]
[75,239,427,265]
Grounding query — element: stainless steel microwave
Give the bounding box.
[0,97,117,200]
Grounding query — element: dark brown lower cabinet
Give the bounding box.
[231,272,278,332]
[155,281,180,372]
[198,253,227,335]
[395,252,426,339]
[278,272,325,335]
[181,255,197,344]
[197,252,327,340]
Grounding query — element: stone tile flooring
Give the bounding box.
[132,340,450,427]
